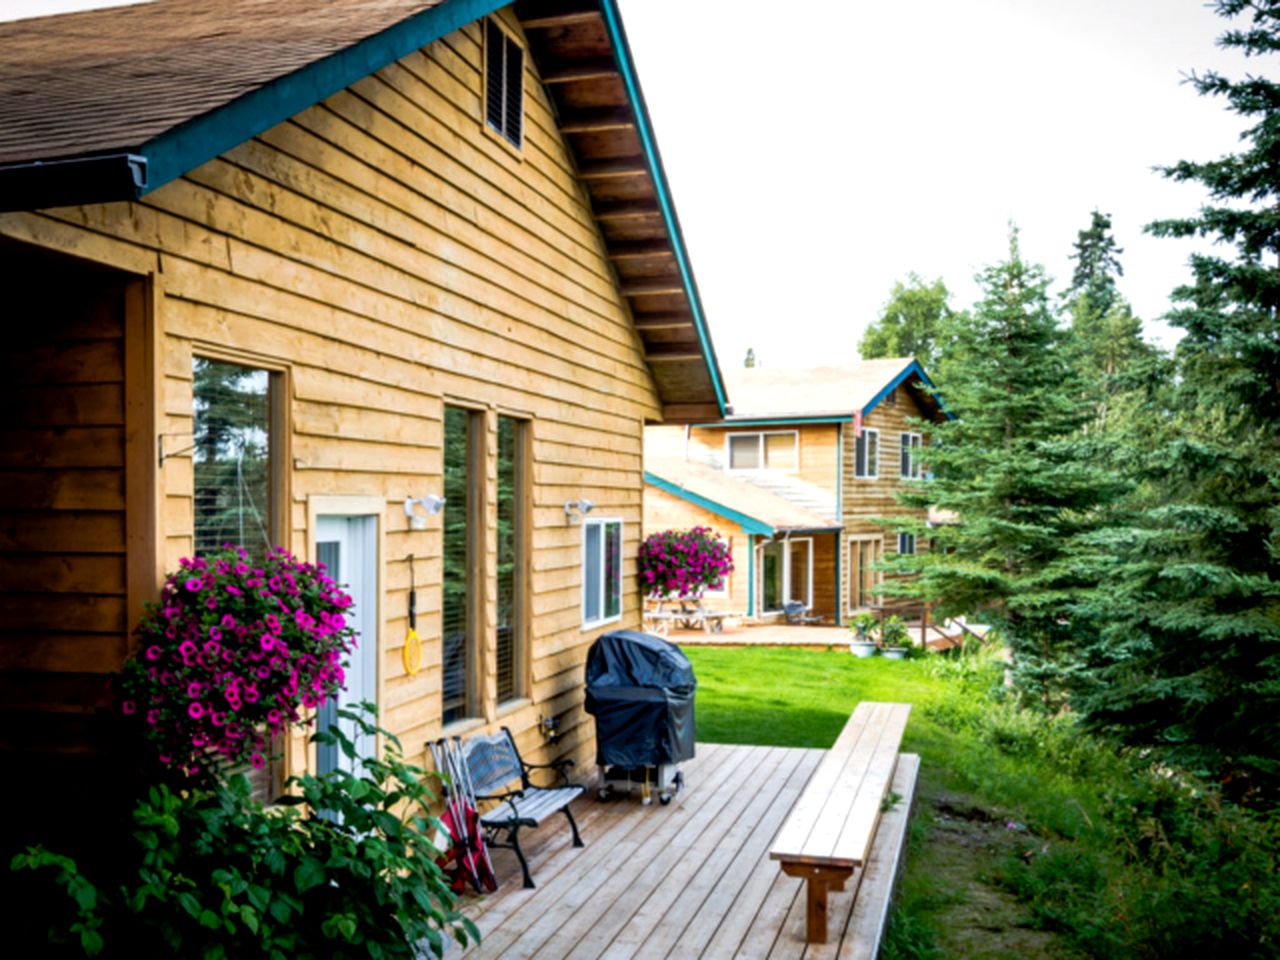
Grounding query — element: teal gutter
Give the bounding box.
[747,534,755,618]
[140,0,509,192]
[643,471,774,537]
[600,0,727,417]
[693,415,855,429]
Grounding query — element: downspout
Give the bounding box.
[836,422,844,626]
[746,533,755,618]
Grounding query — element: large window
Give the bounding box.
[582,518,623,628]
[727,431,798,471]
[854,428,880,479]
[193,357,278,556]
[442,406,480,725]
[848,536,884,611]
[485,18,524,149]
[496,416,527,704]
[900,432,923,479]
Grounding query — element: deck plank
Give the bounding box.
[453,743,913,960]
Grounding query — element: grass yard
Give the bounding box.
[684,645,1280,960]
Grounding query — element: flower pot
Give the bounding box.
[882,647,908,660]
[849,640,878,658]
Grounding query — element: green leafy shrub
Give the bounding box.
[12,706,476,959]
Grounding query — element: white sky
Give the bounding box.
[3,1,1257,366]
[617,0,1256,367]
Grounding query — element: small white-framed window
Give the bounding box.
[485,18,524,149]
[582,517,623,629]
[726,431,798,471]
[900,432,923,479]
[898,531,916,555]
[854,428,879,479]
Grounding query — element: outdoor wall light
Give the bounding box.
[404,495,446,530]
[564,498,595,522]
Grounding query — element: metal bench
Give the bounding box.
[784,600,823,625]
[459,726,585,889]
[769,702,913,943]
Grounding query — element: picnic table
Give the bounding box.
[643,598,727,636]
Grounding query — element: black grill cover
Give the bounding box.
[585,630,696,768]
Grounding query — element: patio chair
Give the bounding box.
[783,600,823,625]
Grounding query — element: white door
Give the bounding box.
[316,514,378,774]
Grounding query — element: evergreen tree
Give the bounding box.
[1077,0,1280,801]
[744,347,756,368]
[858,273,958,373]
[1067,209,1124,320]
[888,227,1121,706]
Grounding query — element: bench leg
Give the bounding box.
[780,863,853,944]
[563,804,585,848]
[507,825,535,889]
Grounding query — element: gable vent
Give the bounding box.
[486,18,524,149]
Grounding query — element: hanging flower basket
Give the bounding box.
[638,526,734,601]
[116,545,355,782]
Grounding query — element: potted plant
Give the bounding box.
[880,614,911,659]
[849,612,880,657]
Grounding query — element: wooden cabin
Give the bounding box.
[0,0,727,857]
[644,359,947,624]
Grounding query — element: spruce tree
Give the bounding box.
[889,227,1121,706]
[1078,0,1280,801]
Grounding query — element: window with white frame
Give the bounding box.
[898,531,917,555]
[900,432,923,479]
[582,518,623,628]
[854,428,879,479]
[727,431,798,471]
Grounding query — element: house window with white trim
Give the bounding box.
[583,518,623,628]
[854,428,879,479]
[727,431,798,471]
[900,432,923,479]
[898,532,916,555]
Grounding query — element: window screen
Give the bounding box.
[855,429,880,479]
[496,416,525,703]
[583,518,622,627]
[764,433,797,469]
[728,435,760,470]
[442,406,475,724]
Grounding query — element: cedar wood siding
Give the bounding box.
[842,384,933,614]
[687,423,840,495]
[0,10,662,789]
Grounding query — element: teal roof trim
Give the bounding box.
[139,0,508,192]
[693,416,855,428]
[864,359,954,420]
[643,471,774,537]
[601,0,727,417]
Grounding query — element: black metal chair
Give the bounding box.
[783,600,823,625]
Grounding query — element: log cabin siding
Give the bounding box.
[0,12,661,774]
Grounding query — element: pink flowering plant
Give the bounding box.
[638,526,734,600]
[116,545,355,783]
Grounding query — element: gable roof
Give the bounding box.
[645,458,841,538]
[0,0,726,421]
[713,357,948,425]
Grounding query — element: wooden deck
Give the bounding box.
[449,742,915,959]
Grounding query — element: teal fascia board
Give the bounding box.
[643,471,774,538]
[864,359,954,420]
[693,415,855,429]
[139,0,509,192]
[600,0,727,417]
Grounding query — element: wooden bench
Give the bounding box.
[769,701,913,943]
[458,727,585,889]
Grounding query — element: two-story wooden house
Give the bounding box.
[644,358,946,623]
[0,0,728,857]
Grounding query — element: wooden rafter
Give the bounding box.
[558,107,634,133]
[578,157,648,180]
[541,59,619,84]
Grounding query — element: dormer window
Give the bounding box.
[485,18,523,149]
[727,431,798,471]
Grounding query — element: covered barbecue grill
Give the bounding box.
[584,629,696,805]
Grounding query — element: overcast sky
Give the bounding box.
[4,1,1259,368]
[617,0,1255,368]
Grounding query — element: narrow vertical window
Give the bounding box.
[442,406,478,724]
[898,532,917,555]
[496,416,526,703]
[485,18,524,149]
[900,432,922,479]
[582,517,623,628]
[854,428,880,479]
[192,357,277,556]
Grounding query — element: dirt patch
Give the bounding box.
[895,785,1075,959]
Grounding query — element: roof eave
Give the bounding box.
[0,151,147,212]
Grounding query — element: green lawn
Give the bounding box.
[684,645,1280,960]
[685,646,1093,959]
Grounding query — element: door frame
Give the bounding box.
[307,495,386,772]
[757,535,815,615]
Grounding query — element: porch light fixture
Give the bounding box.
[404,494,446,530]
[564,498,595,523]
